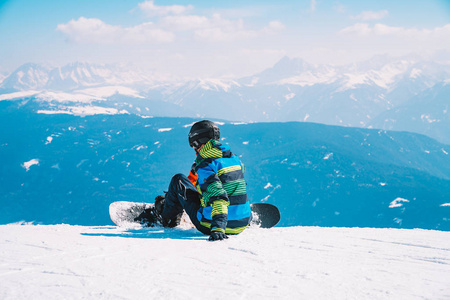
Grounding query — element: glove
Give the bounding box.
[208,231,228,241]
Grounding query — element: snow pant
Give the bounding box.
[162,173,210,235]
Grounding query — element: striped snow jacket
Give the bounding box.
[193,139,251,234]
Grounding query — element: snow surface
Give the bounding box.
[197,78,240,92]
[1,225,449,299]
[37,106,129,117]
[389,197,410,208]
[45,136,54,145]
[276,70,337,87]
[21,159,39,171]
[0,86,142,103]
[158,128,173,132]
[75,86,144,99]
[0,90,40,101]
[36,91,103,103]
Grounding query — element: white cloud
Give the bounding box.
[330,23,450,66]
[266,21,286,32]
[138,0,193,17]
[194,26,258,42]
[57,12,285,44]
[339,23,373,36]
[57,17,175,44]
[161,15,210,31]
[161,13,285,42]
[339,23,450,39]
[352,10,389,21]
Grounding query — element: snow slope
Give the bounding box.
[1,225,449,299]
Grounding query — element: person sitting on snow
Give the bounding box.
[153,120,252,241]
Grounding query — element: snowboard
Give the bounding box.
[250,203,281,228]
[109,201,280,229]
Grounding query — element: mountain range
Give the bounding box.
[1,55,448,144]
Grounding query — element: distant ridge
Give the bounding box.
[1,55,449,144]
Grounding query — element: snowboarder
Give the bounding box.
[151,120,252,241]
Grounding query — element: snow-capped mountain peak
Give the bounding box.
[45,62,152,90]
[1,54,450,144]
[339,60,414,91]
[0,62,157,92]
[241,56,318,85]
[196,78,241,92]
[1,63,51,91]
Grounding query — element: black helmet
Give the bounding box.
[188,120,220,149]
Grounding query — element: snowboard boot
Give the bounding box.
[155,195,183,228]
[134,206,160,227]
[133,195,166,227]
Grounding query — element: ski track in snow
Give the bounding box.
[1,225,449,300]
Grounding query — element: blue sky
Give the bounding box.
[1,0,450,77]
